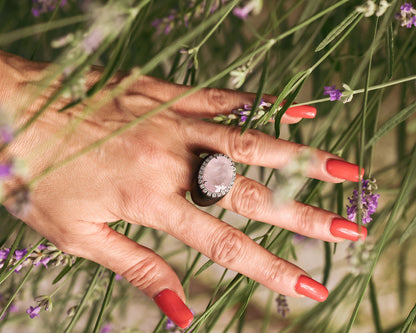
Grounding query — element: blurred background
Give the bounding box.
[0,0,415,332]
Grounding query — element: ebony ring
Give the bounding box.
[191,153,236,207]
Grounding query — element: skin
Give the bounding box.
[0,50,347,304]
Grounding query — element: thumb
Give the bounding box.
[78,223,194,329]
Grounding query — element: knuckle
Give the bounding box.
[262,259,285,285]
[210,227,245,265]
[204,88,228,113]
[231,178,267,217]
[123,257,161,291]
[293,204,315,233]
[227,128,262,163]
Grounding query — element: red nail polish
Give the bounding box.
[326,159,364,182]
[295,275,328,302]
[285,105,317,119]
[153,289,194,329]
[330,218,367,241]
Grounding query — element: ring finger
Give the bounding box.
[218,174,367,242]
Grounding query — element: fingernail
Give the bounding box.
[153,289,194,329]
[330,218,367,241]
[295,275,328,302]
[286,105,317,119]
[326,159,364,182]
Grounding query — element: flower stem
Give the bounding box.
[295,74,416,106]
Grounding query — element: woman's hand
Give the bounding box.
[0,51,366,328]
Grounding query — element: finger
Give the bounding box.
[218,175,367,242]
[183,122,363,183]
[74,223,194,329]
[160,197,328,302]
[129,76,315,123]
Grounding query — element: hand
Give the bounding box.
[0,52,366,329]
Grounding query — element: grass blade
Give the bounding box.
[315,10,360,52]
[399,303,416,333]
[365,101,416,150]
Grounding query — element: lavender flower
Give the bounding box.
[276,294,290,317]
[0,248,29,272]
[355,0,391,17]
[100,323,112,333]
[356,0,377,16]
[395,2,416,28]
[214,100,277,127]
[26,295,53,319]
[32,0,67,17]
[0,248,10,261]
[165,318,177,330]
[0,163,13,178]
[232,0,262,19]
[26,306,41,319]
[152,0,262,35]
[347,240,375,275]
[323,86,342,101]
[0,242,76,273]
[230,62,251,88]
[165,309,195,331]
[347,179,380,224]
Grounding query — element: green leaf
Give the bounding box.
[399,303,416,333]
[63,265,104,333]
[194,259,214,276]
[315,10,360,52]
[254,69,309,134]
[365,101,416,150]
[400,215,416,245]
[0,15,88,45]
[241,50,270,134]
[346,143,416,332]
[386,23,394,79]
[274,75,307,138]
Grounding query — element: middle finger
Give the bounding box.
[183,121,363,183]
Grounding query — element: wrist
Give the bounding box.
[0,52,45,186]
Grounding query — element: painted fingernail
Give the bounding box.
[295,275,328,302]
[153,289,194,329]
[286,105,317,119]
[326,159,364,182]
[330,218,367,241]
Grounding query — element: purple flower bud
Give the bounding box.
[0,163,13,178]
[395,3,416,28]
[401,3,414,12]
[26,305,41,319]
[0,248,10,260]
[346,179,380,224]
[100,323,112,333]
[14,249,28,261]
[323,86,343,101]
[31,0,66,17]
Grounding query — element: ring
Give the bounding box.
[191,153,236,207]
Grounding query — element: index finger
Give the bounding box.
[130,76,316,122]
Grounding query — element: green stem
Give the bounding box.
[63,265,105,333]
[295,74,416,106]
[273,0,352,42]
[0,265,34,319]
